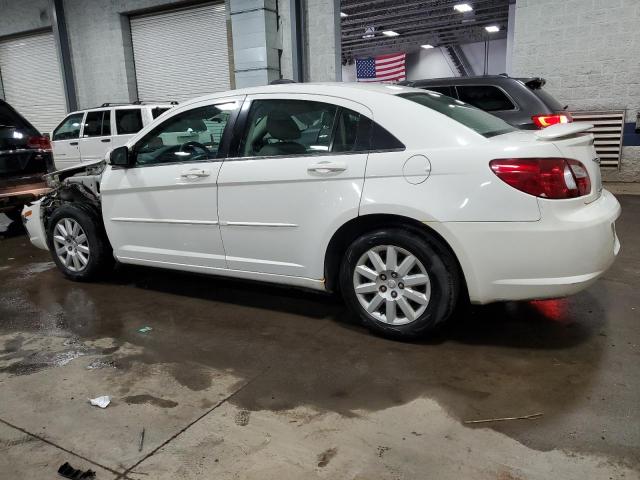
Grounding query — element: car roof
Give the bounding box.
[181,82,421,108]
[69,103,175,114]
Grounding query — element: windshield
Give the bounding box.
[398,91,516,138]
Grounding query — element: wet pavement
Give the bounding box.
[0,196,638,479]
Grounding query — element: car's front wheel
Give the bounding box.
[340,228,460,340]
[47,204,113,281]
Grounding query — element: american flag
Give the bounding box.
[356,53,406,82]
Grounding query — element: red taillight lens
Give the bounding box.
[26,135,52,151]
[531,113,573,128]
[490,158,591,199]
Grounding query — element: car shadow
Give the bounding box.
[0,215,26,239]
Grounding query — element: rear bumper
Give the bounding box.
[430,189,621,304]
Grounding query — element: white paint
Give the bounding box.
[30,83,621,308]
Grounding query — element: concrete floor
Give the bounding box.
[0,195,638,480]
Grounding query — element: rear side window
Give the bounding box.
[52,113,84,141]
[116,109,143,135]
[83,110,111,137]
[151,107,170,119]
[423,86,455,97]
[399,91,515,138]
[456,85,515,111]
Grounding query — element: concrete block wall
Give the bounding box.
[0,0,51,37]
[303,0,338,81]
[512,0,640,181]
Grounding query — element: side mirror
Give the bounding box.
[109,146,132,167]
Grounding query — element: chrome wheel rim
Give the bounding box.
[52,218,90,272]
[353,245,431,326]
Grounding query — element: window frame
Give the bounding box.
[226,95,402,162]
[52,112,86,141]
[453,84,519,113]
[82,109,111,138]
[122,100,242,170]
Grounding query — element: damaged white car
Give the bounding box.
[23,83,621,339]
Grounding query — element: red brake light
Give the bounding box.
[26,135,52,151]
[532,113,573,128]
[490,158,591,199]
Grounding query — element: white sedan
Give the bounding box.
[23,83,621,339]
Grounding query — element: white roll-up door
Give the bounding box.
[0,31,67,134]
[130,3,230,103]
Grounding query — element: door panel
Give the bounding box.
[51,112,84,169]
[79,109,112,163]
[218,94,372,279]
[100,98,242,269]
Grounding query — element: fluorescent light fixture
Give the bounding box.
[340,11,348,18]
[485,25,500,32]
[454,3,473,13]
[382,30,400,37]
[421,44,434,49]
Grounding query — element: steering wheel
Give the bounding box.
[179,141,210,159]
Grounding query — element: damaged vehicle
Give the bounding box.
[23,83,621,339]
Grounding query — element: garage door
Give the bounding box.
[130,3,231,103]
[0,31,67,134]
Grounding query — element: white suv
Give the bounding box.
[50,102,177,170]
[23,83,620,340]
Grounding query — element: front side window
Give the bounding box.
[83,110,110,137]
[116,109,143,135]
[133,102,236,166]
[456,85,515,112]
[399,91,515,138]
[52,113,84,141]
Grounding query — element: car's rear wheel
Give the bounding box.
[47,204,113,281]
[340,228,460,340]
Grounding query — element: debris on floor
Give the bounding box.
[137,326,153,334]
[464,412,543,424]
[139,427,145,452]
[57,461,96,479]
[88,395,111,409]
[86,359,116,370]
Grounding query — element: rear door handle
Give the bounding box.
[70,142,78,146]
[180,168,210,178]
[101,138,111,143]
[307,161,347,174]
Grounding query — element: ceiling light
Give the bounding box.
[454,4,473,13]
[340,12,348,18]
[485,25,500,32]
[382,30,400,37]
[421,44,434,49]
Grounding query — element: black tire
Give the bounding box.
[339,228,460,340]
[47,204,114,281]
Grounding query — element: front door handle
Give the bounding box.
[70,142,78,146]
[180,168,210,178]
[101,138,111,143]
[307,161,347,174]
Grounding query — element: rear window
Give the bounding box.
[0,101,38,150]
[456,85,515,111]
[116,109,144,135]
[399,91,516,138]
[151,107,170,119]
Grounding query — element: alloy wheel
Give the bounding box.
[52,218,90,272]
[353,245,431,325]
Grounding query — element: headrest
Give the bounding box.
[266,111,300,141]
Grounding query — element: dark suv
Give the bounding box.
[399,75,570,130]
[0,100,53,221]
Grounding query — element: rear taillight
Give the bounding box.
[490,158,591,199]
[532,113,573,128]
[26,135,52,151]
